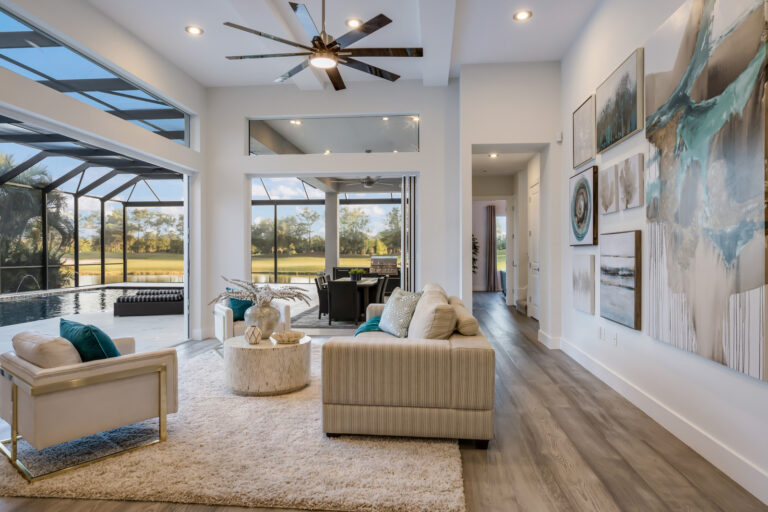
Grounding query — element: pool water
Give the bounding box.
[0,289,149,327]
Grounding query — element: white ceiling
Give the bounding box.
[471,143,544,176]
[87,0,601,89]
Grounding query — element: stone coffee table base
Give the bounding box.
[223,335,311,396]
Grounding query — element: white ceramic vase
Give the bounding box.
[244,304,281,339]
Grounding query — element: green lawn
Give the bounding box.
[251,254,399,280]
[74,252,183,277]
[497,249,506,271]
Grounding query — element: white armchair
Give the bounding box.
[0,332,177,481]
[213,301,291,343]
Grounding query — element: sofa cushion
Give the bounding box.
[408,291,457,340]
[379,287,421,338]
[228,295,253,322]
[421,283,448,299]
[449,296,479,336]
[11,332,82,368]
[60,319,121,362]
[354,331,398,341]
[354,315,382,336]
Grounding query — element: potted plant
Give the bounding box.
[210,277,310,339]
[349,268,365,281]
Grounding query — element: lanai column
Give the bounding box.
[325,192,339,275]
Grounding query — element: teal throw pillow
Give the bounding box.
[354,315,382,336]
[60,318,121,362]
[379,288,422,338]
[227,288,253,322]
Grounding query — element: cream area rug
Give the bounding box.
[0,345,466,512]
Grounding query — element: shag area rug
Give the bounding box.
[0,345,466,512]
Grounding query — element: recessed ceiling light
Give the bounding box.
[489,153,498,159]
[382,116,389,121]
[411,115,420,122]
[289,119,302,125]
[393,150,398,153]
[513,10,532,22]
[310,51,338,69]
[346,18,363,29]
[185,25,204,36]
[323,149,331,155]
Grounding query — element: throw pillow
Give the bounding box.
[408,291,457,340]
[12,331,82,368]
[448,296,480,336]
[227,289,253,322]
[354,315,382,336]
[60,319,121,362]
[379,287,422,338]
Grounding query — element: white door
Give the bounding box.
[528,183,540,320]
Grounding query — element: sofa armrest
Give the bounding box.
[113,337,135,355]
[366,303,385,320]
[449,333,495,410]
[214,302,234,342]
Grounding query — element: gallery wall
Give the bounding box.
[560,0,768,502]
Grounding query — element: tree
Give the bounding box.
[378,207,401,255]
[339,207,370,255]
[296,207,320,253]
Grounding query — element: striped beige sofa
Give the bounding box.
[322,298,495,448]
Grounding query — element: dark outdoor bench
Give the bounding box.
[114,288,184,316]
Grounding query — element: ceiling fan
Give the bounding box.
[223,0,423,91]
[330,176,399,189]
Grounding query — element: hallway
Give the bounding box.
[461,292,766,512]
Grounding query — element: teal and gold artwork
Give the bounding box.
[569,166,597,246]
[645,0,768,380]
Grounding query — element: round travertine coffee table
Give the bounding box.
[223,335,311,396]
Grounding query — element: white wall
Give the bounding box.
[514,169,528,307]
[560,0,768,503]
[460,62,562,344]
[202,80,461,337]
[472,175,515,196]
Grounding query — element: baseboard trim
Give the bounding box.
[537,329,561,350]
[559,337,768,506]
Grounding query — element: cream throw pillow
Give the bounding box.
[408,290,457,340]
[448,296,480,336]
[379,287,422,338]
[12,331,82,368]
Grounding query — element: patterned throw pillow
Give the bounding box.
[379,287,422,338]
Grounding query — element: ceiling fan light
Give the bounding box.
[310,51,338,69]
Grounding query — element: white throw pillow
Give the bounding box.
[379,287,422,338]
[448,296,480,336]
[12,331,82,368]
[408,290,457,340]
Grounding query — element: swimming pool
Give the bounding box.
[0,288,172,327]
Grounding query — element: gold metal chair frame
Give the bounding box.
[0,363,167,482]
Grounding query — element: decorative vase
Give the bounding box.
[244,304,281,339]
[244,325,262,345]
[351,274,360,281]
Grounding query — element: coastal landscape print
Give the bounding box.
[573,253,595,314]
[645,0,768,380]
[573,95,596,168]
[598,166,618,214]
[569,167,597,246]
[618,153,644,210]
[600,231,640,329]
[596,49,644,153]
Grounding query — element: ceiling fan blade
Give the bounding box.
[345,48,423,58]
[227,52,313,60]
[341,58,400,82]
[325,67,346,91]
[223,21,314,51]
[274,59,310,83]
[289,2,320,40]
[332,14,392,49]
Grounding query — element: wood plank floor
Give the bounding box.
[1,293,766,511]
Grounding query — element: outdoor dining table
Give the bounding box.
[333,277,379,319]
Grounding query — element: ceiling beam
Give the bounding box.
[101,175,142,202]
[0,132,73,144]
[301,177,336,193]
[0,31,58,49]
[0,151,48,186]
[36,77,134,93]
[105,108,185,121]
[419,0,456,87]
[76,170,121,197]
[43,163,91,193]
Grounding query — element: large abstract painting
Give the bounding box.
[573,95,596,168]
[573,253,596,314]
[596,49,644,153]
[645,0,768,380]
[617,153,644,210]
[569,166,597,246]
[600,231,641,330]
[598,166,618,214]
